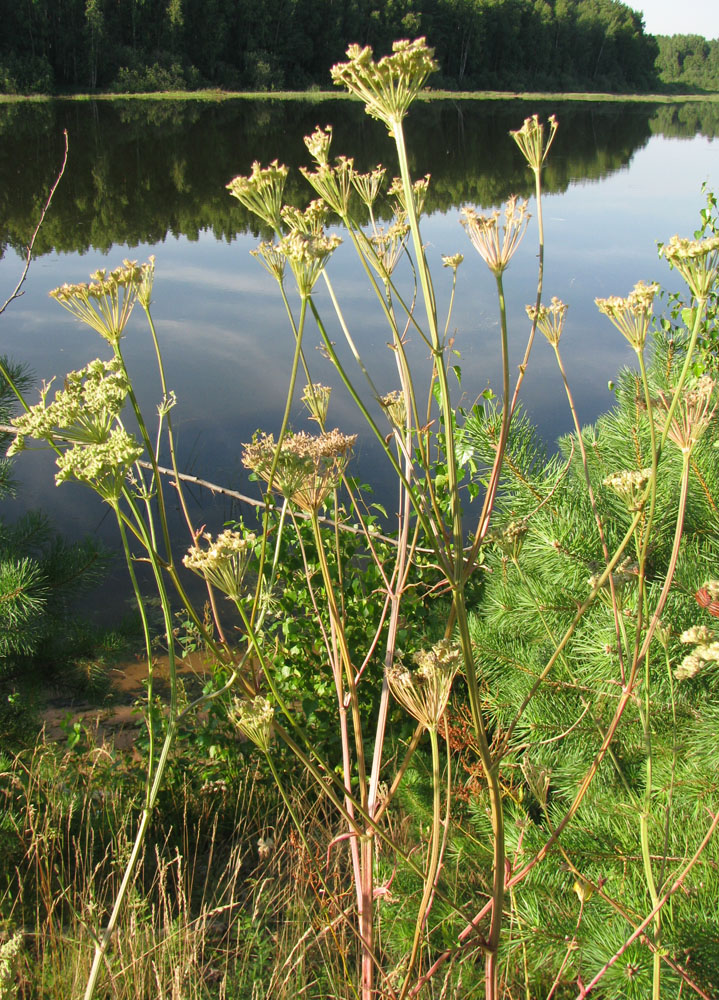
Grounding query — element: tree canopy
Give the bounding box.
[0,0,662,94]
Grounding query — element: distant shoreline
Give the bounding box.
[2,88,718,105]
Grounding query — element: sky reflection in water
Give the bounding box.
[0,103,717,568]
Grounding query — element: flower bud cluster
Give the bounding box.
[7,357,142,500]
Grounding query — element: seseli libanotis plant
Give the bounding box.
[4,35,719,1000]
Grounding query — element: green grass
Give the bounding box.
[2,87,718,104]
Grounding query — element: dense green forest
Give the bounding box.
[656,34,719,92]
[0,0,662,94]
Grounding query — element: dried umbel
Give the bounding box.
[602,467,653,510]
[183,528,257,602]
[50,259,152,344]
[229,695,274,752]
[654,376,717,455]
[387,639,462,730]
[227,160,289,231]
[242,429,357,512]
[461,196,530,276]
[595,281,659,352]
[660,234,719,300]
[526,296,568,347]
[330,38,438,132]
[510,114,558,171]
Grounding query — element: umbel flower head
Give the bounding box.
[49,259,152,345]
[510,114,558,171]
[330,38,438,132]
[655,375,717,455]
[276,230,342,298]
[304,125,334,166]
[595,281,659,352]
[387,639,462,730]
[300,157,355,218]
[526,296,568,347]
[461,196,530,276]
[242,428,357,512]
[676,624,719,681]
[301,383,332,425]
[183,528,257,602]
[227,160,289,231]
[379,389,408,431]
[603,468,653,510]
[660,233,719,300]
[7,357,143,501]
[229,695,274,752]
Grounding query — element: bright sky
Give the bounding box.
[633,0,719,39]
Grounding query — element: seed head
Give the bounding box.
[227,160,289,231]
[387,639,462,730]
[330,38,438,133]
[442,253,464,272]
[301,383,332,425]
[602,467,653,510]
[352,165,386,209]
[379,389,408,430]
[510,114,558,171]
[595,281,659,352]
[526,296,568,347]
[277,231,342,298]
[300,158,355,218]
[654,376,717,455]
[304,125,333,166]
[251,241,286,284]
[183,528,257,602]
[660,234,719,300]
[388,173,430,218]
[230,695,274,752]
[461,197,530,276]
[242,429,357,512]
[49,259,152,344]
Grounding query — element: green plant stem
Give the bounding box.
[397,724,443,1000]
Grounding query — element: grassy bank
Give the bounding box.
[1,87,718,104]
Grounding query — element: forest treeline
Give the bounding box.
[656,35,719,92]
[0,0,662,95]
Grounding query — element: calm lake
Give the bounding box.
[1,97,718,572]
